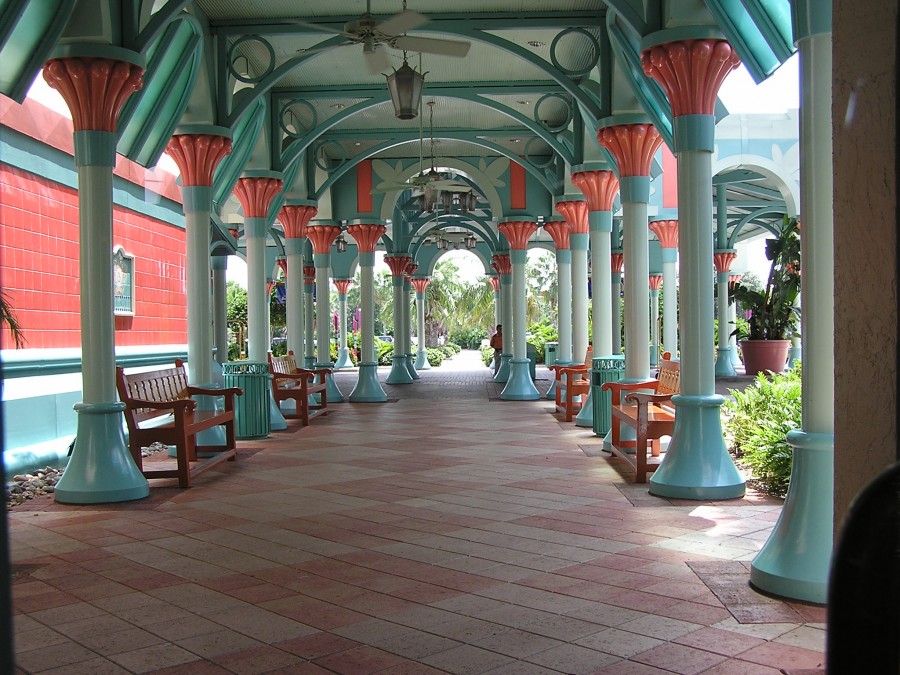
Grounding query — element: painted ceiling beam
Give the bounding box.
[276,81,567,98]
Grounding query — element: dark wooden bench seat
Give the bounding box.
[268,351,329,425]
[602,358,681,483]
[116,359,242,488]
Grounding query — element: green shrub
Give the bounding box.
[376,339,394,365]
[722,364,801,497]
[445,342,462,355]
[448,328,487,350]
[481,346,494,366]
[525,320,558,364]
[426,347,445,367]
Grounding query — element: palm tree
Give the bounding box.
[1,289,25,348]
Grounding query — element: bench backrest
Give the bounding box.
[657,359,680,396]
[116,359,190,421]
[269,350,299,375]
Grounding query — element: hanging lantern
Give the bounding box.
[441,191,453,212]
[465,234,477,249]
[385,58,425,120]
[336,235,347,253]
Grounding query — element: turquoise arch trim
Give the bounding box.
[117,15,203,168]
[705,0,795,82]
[130,0,193,50]
[410,213,499,248]
[712,153,799,216]
[0,0,76,102]
[212,97,266,209]
[727,206,785,247]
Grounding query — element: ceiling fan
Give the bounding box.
[291,1,471,74]
[373,101,473,194]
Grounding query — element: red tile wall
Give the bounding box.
[1,164,187,349]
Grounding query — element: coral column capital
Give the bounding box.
[279,205,317,239]
[714,251,737,274]
[306,225,342,255]
[597,124,662,178]
[543,221,571,250]
[649,274,663,291]
[411,277,431,294]
[234,177,283,219]
[611,252,625,274]
[649,220,679,249]
[572,170,620,212]
[498,221,538,250]
[384,255,413,277]
[166,134,232,187]
[333,279,353,294]
[491,254,512,276]
[347,224,387,253]
[555,200,589,235]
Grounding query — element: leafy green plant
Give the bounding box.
[525,319,558,364]
[1,288,25,348]
[731,216,801,340]
[722,364,801,497]
[448,327,487,350]
[481,346,494,366]
[375,338,394,366]
[426,347,445,367]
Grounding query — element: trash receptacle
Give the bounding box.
[526,343,537,380]
[592,355,625,437]
[545,341,558,367]
[223,361,271,439]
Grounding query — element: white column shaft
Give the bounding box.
[286,244,304,355]
[572,245,589,360]
[662,259,678,354]
[501,275,513,353]
[212,263,228,363]
[245,219,267,362]
[717,275,730,351]
[417,292,426,349]
[557,258,573,362]
[338,293,348,351]
[623,202,650,379]
[512,262,527,359]
[315,262,331,363]
[185,208,211,384]
[591,229,612,355]
[360,264,375,362]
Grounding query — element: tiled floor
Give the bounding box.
[9,351,826,674]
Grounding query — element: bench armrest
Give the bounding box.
[125,397,195,413]
[301,367,332,377]
[624,391,675,407]
[601,379,661,404]
[186,385,243,398]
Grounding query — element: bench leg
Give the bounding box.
[175,440,192,488]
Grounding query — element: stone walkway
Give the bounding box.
[9,351,824,674]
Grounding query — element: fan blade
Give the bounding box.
[393,35,470,58]
[364,45,392,74]
[377,10,428,37]
[287,18,353,37]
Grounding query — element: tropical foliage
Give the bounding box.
[723,363,802,497]
[731,217,801,340]
[1,289,25,348]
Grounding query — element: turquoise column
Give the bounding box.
[385,256,414,384]
[347,223,388,402]
[303,264,316,368]
[498,221,540,400]
[403,272,420,380]
[308,225,344,402]
[715,251,738,377]
[649,275,662,367]
[649,220,679,357]
[751,3,834,603]
[641,31,745,499]
[167,129,234,447]
[543,219,571,400]
[44,49,149,503]
[572,168,620,430]
[492,254,513,383]
[211,255,229,366]
[333,279,354,369]
[413,277,432,370]
[234,172,286,432]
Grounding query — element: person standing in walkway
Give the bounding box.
[490,325,503,375]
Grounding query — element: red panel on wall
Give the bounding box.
[0,164,187,350]
[510,160,526,210]
[662,144,678,208]
[357,160,373,213]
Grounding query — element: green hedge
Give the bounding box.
[426,347,445,367]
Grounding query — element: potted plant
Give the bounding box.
[731,216,800,376]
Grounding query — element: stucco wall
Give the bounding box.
[833,0,898,528]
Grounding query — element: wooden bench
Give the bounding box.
[549,347,593,422]
[268,351,329,425]
[602,358,681,483]
[116,360,242,488]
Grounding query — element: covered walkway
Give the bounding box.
[10,352,824,674]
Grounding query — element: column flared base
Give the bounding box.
[386,355,414,384]
[334,348,354,370]
[269,387,287,431]
[193,390,227,449]
[54,402,149,504]
[574,388,593,427]
[406,354,420,380]
[715,347,737,377]
[415,349,432,370]
[500,359,540,400]
[316,363,345,402]
[304,355,316,368]
[493,353,511,383]
[649,394,746,500]
[750,430,833,604]
[787,345,802,370]
[349,362,388,402]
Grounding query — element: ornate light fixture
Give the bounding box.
[336,235,347,253]
[385,54,425,120]
[465,234,477,249]
[436,237,449,250]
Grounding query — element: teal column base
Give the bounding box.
[386,355,414,384]
[269,386,288,431]
[493,353,511,383]
[304,355,316,368]
[54,402,149,504]
[316,363,345,402]
[545,362,558,400]
[415,349,432,370]
[750,431,833,604]
[788,345,802,369]
[715,347,737,377]
[500,359,541,400]
[334,348,353,370]
[574,388,593,427]
[649,394,746,500]
[731,345,742,367]
[193,390,226,450]
[406,354,420,380]
[349,362,388,402]
[279,398,297,415]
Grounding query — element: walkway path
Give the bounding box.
[9,352,822,674]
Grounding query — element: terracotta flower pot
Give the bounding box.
[740,339,790,376]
